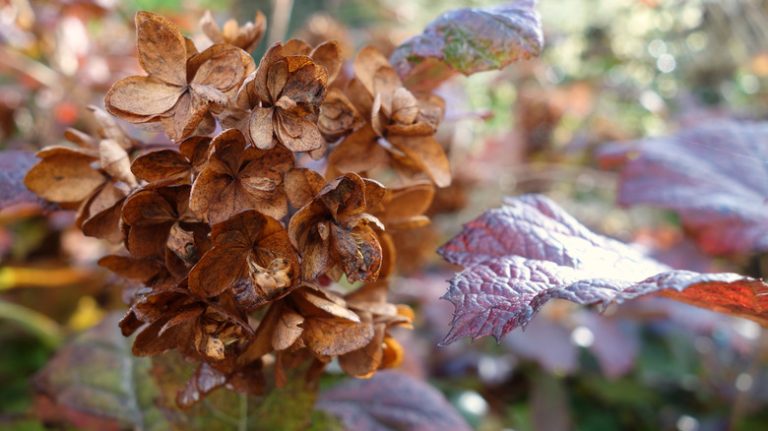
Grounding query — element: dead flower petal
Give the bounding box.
[24,148,104,203]
[136,11,187,86]
[388,134,451,187]
[105,76,183,119]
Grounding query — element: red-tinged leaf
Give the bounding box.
[33,313,170,431]
[390,0,543,89]
[316,371,471,431]
[599,121,768,255]
[0,150,46,209]
[437,194,768,344]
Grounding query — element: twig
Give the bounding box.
[0,299,63,348]
[727,329,768,430]
[0,46,60,88]
[268,0,295,45]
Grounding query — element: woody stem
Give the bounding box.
[268,0,294,46]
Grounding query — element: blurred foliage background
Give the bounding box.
[2,0,768,430]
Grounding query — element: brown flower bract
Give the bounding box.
[105,12,255,141]
[189,210,299,305]
[189,128,293,224]
[228,42,330,153]
[200,10,266,53]
[288,172,385,283]
[327,46,451,187]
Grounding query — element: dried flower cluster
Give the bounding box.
[24,11,450,405]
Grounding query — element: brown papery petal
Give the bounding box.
[345,78,374,117]
[236,12,266,52]
[190,211,293,296]
[345,281,389,307]
[211,128,248,173]
[200,10,223,43]
[280,63,327,107]
[89,106,134,150]
[189,170,233,223]
[179,136,212,167]
[275,111,324,152]
[135,12,187,86]
[339,322,385,378]
[302,234,333,281]
[302,316,374,356]
[282,39,312,56]
[388,134,451,188]
[190,83,228,106]
[99,139,136,186]
[391,87,419,125]
[240,303,281,363]
[252,43,285,102]
[319,89,360,140]
[131,149,190,184]
[24,151,104,203]
[331,223,382,283]
[374,68,402,116]
[249,107,275,150]
[285,168,325,208]
[325,125,388,180]
[80,183,127,242]
[105,76,183,118]
[127,223,174,258]
[363,179,387,209]
[272,309,304,350]
[311,41,342,83]
[378,183,434,225]
[320,173,367,221]
[189,243,248,297]
[98,255,164,283]
[353,46,397,98]
[295,288,359,322]
[242,144,294,177]
[81,201,124,244]
[122,189,177,226]
[160,92,210,142]
[267,60,289,103]
[64,128,96,149]
[190,44,255,92]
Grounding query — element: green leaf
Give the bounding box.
[0,299,62,348]
[390,0,543,90]
[33,313,170,431]
[151,351,338,431]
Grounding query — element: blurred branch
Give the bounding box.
[0,46,60,88]
[728,329,768,429]
[268,0,294,45]
[0,266,95,291]
[0,299,62,348]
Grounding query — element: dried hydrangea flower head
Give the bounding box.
[24,9,450,407]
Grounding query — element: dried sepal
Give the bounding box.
[189,129,293,224]
[188,210,299,305]
[288,173,384,282]
[327,46,451,187]
[24,147,104,203]
[201,10,266,53]
[105,12,255,141]
[227,43,328,152]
